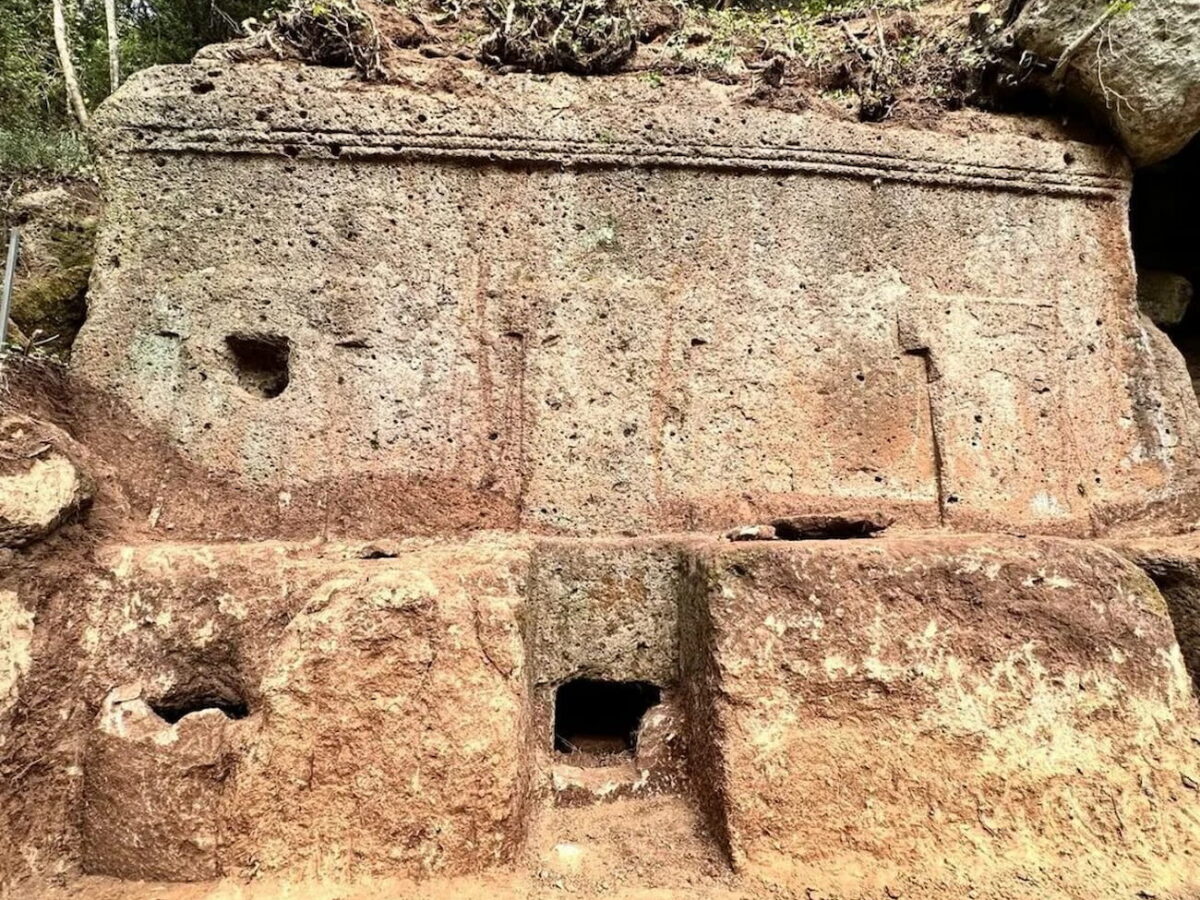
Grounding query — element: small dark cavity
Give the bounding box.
[226,332,291,399]
[358,541,401,559]
[554,679,661,757]
[771,511,892,540]
[149,686,249,724]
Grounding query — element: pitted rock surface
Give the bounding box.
[4,53,1200,900]
[1010,0,1200,166]
[70,60,1200,540]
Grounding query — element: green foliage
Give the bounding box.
[0,0,276,157]
[0,128,92,178]
[678,6,818,65]
[662,0,926,75]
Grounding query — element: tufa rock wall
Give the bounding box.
[4,56,1200,900]
[5,534,1200,898]
[74,60,1200,540]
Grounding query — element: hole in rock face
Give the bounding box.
[554,679,661,756]
[148,686,249,724]
[771,511,891,540]
[1131,135,1200,397]
[226,332,291,398]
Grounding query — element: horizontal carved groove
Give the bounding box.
[119,125,1126,198]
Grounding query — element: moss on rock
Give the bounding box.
[6,184,98,358]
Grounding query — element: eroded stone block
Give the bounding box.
[681,536,1200,897]
[215,547,530,879]
[72,61,1200,539]
[82,683,237,881]
[528,539,684,686]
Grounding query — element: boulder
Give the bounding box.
[0,415,92,547]
[1008,0,1200,165]
[1138,269,1193,327]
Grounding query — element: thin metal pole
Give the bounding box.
[0,227,20,357]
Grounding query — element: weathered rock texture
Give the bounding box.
[3,540,531,888]
[224,546,529,879]
[5,55,1200,900]
[73,60,1200,540]
[1111,533,1200,694]
[83,684,237,881]
[1009,0,1200,166]
[681,536,1200,897]
[0,414,92,547]
[7,534,1200,898]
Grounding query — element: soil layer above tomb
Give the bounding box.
[72,60,1200,540]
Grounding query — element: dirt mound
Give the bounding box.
[224,0,1002,127]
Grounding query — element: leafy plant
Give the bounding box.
[272,0,384,76]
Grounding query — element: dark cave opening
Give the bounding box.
[1131,135,1200,396]
[553,678,661,757]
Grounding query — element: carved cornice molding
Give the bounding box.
[98,63,1130,199]
[117,124,1126,198]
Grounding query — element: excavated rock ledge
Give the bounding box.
[4,56,1200,900]
[3,533,1200,899]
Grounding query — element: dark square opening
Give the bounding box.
[553,678,661,756]
[226,332,291,398]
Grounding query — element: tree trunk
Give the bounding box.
[52,0,89,127]
[104,0,120,91]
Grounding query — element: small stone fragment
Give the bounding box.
[726,524,777,542]
[358,539,403,559]
[1138,270,1193,327]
